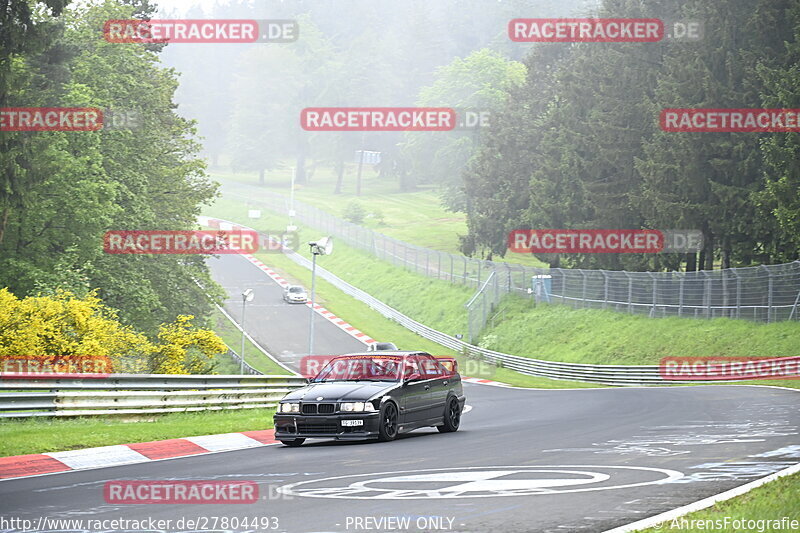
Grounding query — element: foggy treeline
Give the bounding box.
[162,0,589,189]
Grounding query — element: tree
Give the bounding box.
[461,44,570,261]
[0,0,224,333]
[399,49,526,203]
[226,16,336,185]
[754,1,800,262]
[0,0,73,244]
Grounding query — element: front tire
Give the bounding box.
[437,397,461,433]
[378,402,399,442]
[279,438,305,447]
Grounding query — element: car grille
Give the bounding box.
[296,422,338,434]
[301,403,335,415]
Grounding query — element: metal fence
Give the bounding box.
[0,374,307,418]
[469,262,800,337]
[544,263,800,321]
[225,187,530,292]
[222,187,800,338]
[466,271,502,343]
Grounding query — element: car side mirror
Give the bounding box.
[404,372,421,382]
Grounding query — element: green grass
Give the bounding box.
[210,307,288,375]
[215,170,549,268]
[481,297,800,366]
[0,408,275,457]
[636,471,800,532]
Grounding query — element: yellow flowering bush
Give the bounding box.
[0,289,226,374]
[151,315,227,374]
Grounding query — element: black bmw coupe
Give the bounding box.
[273,351,465,446]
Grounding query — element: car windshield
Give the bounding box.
[312,356,403,382]
[288,287,303,293]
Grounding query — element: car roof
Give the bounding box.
[336,351,430,357]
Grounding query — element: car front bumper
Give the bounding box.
[274,412,381,440]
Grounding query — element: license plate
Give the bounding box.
[341,419,363,427]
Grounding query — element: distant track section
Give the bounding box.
[198,217,795,386]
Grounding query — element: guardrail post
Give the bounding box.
[482,291,488,331]
[702,271,710,318]
[467,304,474,344]
[624,271,633,314]
[734,270,741,319]
[601,270,609,309]
[763,265,774,322]
[580,270,587,308]
[789,290,800,321]
[647,272,657,317]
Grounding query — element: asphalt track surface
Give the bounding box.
[207,254,365,368]
[1,254,798,533]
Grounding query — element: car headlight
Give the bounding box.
[341,402,377,412]
[280,402,299,413]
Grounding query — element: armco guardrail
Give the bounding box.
[0,374,307,418]
[201,217,777,387]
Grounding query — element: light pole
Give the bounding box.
[308,237,333,354]
[240,288,254,373]
[288,167,297,232]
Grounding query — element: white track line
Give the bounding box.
[602,385,800,532]
[603,461,800,533]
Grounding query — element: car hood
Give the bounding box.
[282,381,399,402]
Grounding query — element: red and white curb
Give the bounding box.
[0,430,277,481]
[462,377,513,388]
[243,253,291,289]
[307,302,376,344]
